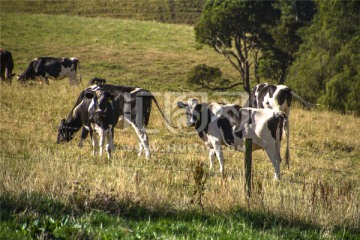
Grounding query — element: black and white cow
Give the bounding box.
[178,98,286,180]
[57,84,175,159]
[0,49,15,84]
[17,57,82,85]
[248,83,316,166]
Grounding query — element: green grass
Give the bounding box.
[1,192,346,239]
[0,13,359,239]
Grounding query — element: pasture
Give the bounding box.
[1,13,359,239]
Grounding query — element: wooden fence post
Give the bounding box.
[244,138,252,198]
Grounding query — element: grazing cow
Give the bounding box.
[0,49,15,84]
[57,84,175,159]
[17,57,82,85]
[248,83,316,166]
[88,77,106,86]
[177,98,286,180]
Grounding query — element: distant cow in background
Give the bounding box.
[88,77,106,86]
[178,98,287,179]
[17,57,82,85]
[248,83,316,166]
[0,49,15,84]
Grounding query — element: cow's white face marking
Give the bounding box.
[88,98,96,112]
[186,98,199,126]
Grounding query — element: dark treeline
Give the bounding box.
[194,0,359,114]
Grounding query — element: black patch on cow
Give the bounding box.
[277,88,292,107]
[249,84,265,108]
[234,129,243,139]
[61,58,73,68]
[249,88,257,108]
[0,49,14,83]
[194,105,211,139]
[256,85,277,108]
[217,117,234,145]
[267,113,285,140]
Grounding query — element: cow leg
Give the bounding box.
[209,148,215,170]
[69,77,79,85]
[0,72,5,82]
[105,126,115,159]
[136,128,150,159]
[78,127,89,148]
[264,148,281,180]
[284,108,290,167]
[98,130,106,157]
[40,76,49,85]
[211,139,224,176]
[138,143,143,157]
[125,118,150,159]
[92,131,99,157]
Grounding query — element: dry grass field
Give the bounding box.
[0,13,359,238]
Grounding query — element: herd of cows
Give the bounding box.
[1,48,315,180]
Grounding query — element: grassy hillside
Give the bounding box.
[0,13,238,91]
[0,0,206,24]
[1,13,359,239]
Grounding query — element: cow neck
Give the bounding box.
[66,111,82,130]
[194,103,210,139]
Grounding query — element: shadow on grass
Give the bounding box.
[1,191,359,238]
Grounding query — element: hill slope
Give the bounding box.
[0,0,206,24]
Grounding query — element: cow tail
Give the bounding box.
[278,113,289,168]
[291,91,318,108]
[151,96,178,129]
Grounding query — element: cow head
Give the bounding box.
[17,74,27,84]
[57,119,78,143]
[177,98,202,127]
[85,89,115,121]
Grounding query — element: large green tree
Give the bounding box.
[195,0,280,92]
[258,0,316,84]
[287,0,360,114]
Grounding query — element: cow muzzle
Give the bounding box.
[95,110,106,119]
[187,118,196,127]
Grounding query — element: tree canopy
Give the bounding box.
[287,0,360,114]
[195,0,280,92]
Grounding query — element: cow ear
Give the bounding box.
[177,101,187,108]
[85,91,94,99]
